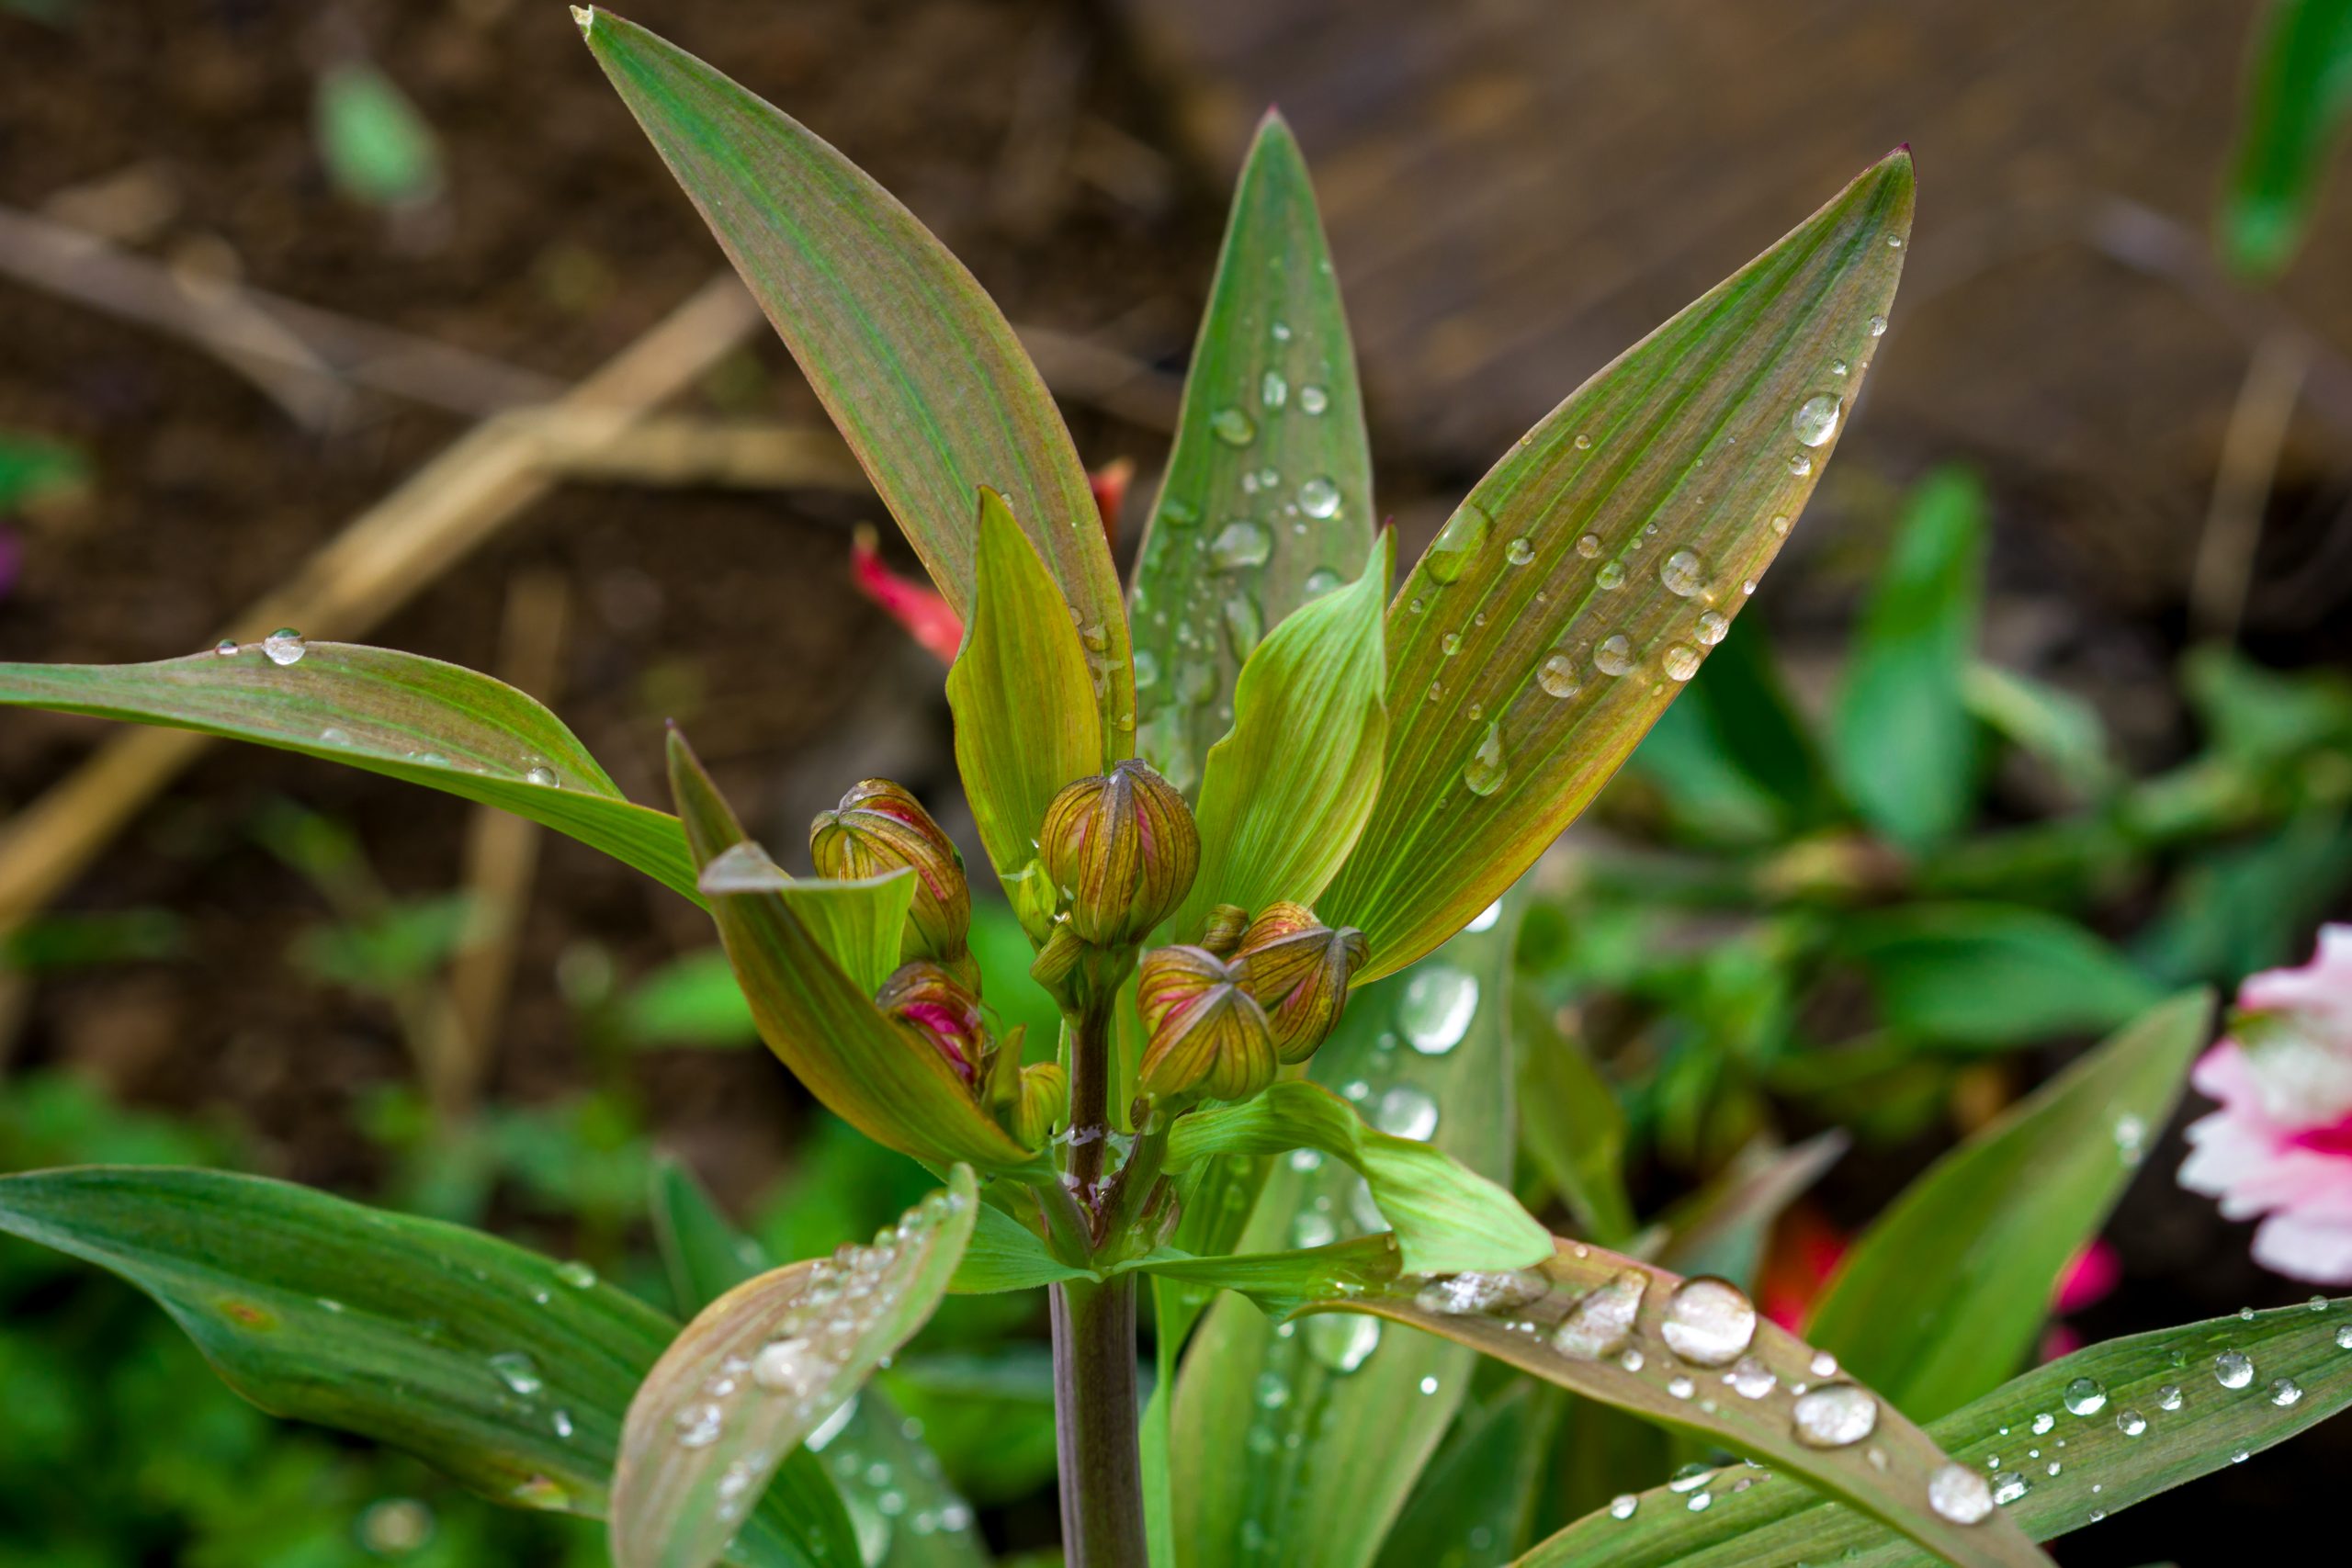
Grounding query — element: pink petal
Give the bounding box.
[850,525,965,665]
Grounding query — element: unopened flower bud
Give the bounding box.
[812,780,975,985]
[1231,902,1370,1064]
[1012,1062,1069,1149]
[874,960,987,1087]
[1039,760,1198,947]
[1197,903,1250,957]
[1137,945,1275,1102]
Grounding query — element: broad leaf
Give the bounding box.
[948,1201,1091,1293]
[668,731,1038,1173]
[581,9,1131,748]
[1129,110,1374,794]
[0,1168,856,1567]
[1375,1382,1565,1568]
[1840,902,2163,1049]
[612,1167,979,1568]
[1520,1297,2352,1565]
[1325,151,1915,981]
[1301,1239,2047,1568]
[1808,990,2209,1421]
[1512,988,1637,1247]
[1829,466,1987,851]
[946,489,1106,891]
[695,842,917,997]
[1166,1079,1547,1275]
[2220,0,2352,276]
[0,641,696,898]
[1171,532,1389,939]
[620,950,762,1049]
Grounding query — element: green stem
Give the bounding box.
[1067,996,1116,1223]
[1050,1274,1148,1567]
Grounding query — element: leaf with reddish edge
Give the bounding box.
[610,1167,980,1568]
[1296,1237,2049,1568]
[1324,151,1915,982]
[667,728,1040,1175]
[579,8,1132,756]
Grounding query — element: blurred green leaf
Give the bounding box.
[1807,990,2210,1421]
[1129,111,1374,794]
[1841,902,2162,1049]
[1510,989,1637,1247]
[0,431,88,513]
[2134,808,2352,985]
[2222,0,2352,275]
[1326,152,1913,980]
[1654,1131,1848,1289]
[290,891,483,994]
[618,950,759,1049]
[880,1348,1061,1506]
[1375,1381,1564,1568]
[2181,642,2352,763]
[1963,662,2117,801]
[0,908,185,969]
[967,898,1063,1047]
[1829,467,1987,851]
[314,62,445,209]
[1629,621,1829,845]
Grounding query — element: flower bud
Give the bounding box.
[1196,903,1250,957]
[1012,1062,1069,1149]
[874,960,987,1087]
[811,780,975,985]
[1231,902,1370,1064]
[1039,760,1198,947]
[1137,944,1275,1102]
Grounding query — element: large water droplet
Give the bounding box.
[1425,502,1490,583]
[1929,1462,1994,1524]
[1211,408,1256,446]
[1595,635,1637,677]
[1374,1085,1440,1141]
[1696,610,1729,646]
[1397,966,1478,1054]
[1608,1494,1638,1520]
[526,764,560,788]
[1867,314,1888,337]
[1539,655,1581,698]
[2115,1407,2147,1437]
[1462,720,1507,796]
[1223,595,1262,658]
[1791,1383,1878,1448]
[1506,536,1534,566]
[262,627,307,667]
[1302,568,1342,599]
[1413,1269,1547,1315]
[1660,549,1707,596]
[2157,1383,2184,1410]
[1659,1279,1757,1366]
[1792,395,1842,447]
[1668,1462,1714,1495]
[1663,644,1701,682]
[2215,1350,2255,1389]
[1305,1313,1382,1373]
[753,1336,819,1395]
[489,1351,543,1395]
[1298,476,1341,518]
[1552,1269,1647,1359]
[1595,560,1626,590]
[1211,521,1271,570]
[1990,1472,2030,1506]
[2270,1378,2303,1407]
[2063,1376,2108,1416]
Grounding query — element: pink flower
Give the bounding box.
[2178,924,2352,1282]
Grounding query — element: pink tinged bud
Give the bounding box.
[1231,901,1370,1064]
[1197,903,1250,957]
[874,961,988,1087]
[811,780,976,985]
[1039,760,1199,947]
[1137,944,1276,1102]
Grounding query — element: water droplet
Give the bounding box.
[1374,1085,1440,1141]
[1689,611,1728,648]
[1727,1356,1778,1399]
[1573,434,1593,451]
[1440,631,1462,656]
[2158,1383,2183,1410]
[556,1259,597,1290]
[1297,383,1329,415]
[526,764,560,787]
[1291,1212,1337,1249]
[1609,1494,1638,1520]
[1159,498,1200,529]
[2270,1378,2303,1407]
[1792,1384,1878,1448]
[675,1402,724,1449]
[1305,1313,1382,1373]
[1991,1472,2030,1506]
[1539,655,1582,698]
[2116,1408,2147,1437]
[2336,1323,2352,1350]
[2064,1376,2108,1416]
[2030,1412,2055,1435]
[1792,395,1842,447]
[1575,533,1601,558]
[1506,536,1535,566]
[1253,1371,1291,1410]
[1414,1269,1546,1315]
[1261,370,1289,409]
[1595,635,1636,677]
[1661,1278,1758,1366]
[1462,721,1507,797]
[1553,1269,1647,1359]
[1465,899,1502,932]
[553,1408,574,1438]
[1663,644,1701,682]
[213,638,240,657]
[1596,560,1625,590]
[1787,452,1814,477]
[1687,1491,1713,1512]
[2215,1350,2255,1389]
[1929,1462,1994,1525]
[1298,476,1341,519]
[1867,314,1888,337]
[1660,549,1708,595]
[752,1337,818,1395]
[1300,568,1344,601]
[2232,1448,2251,1463]
[1425,502,1490,583]
[1397,966,1478,1054]
[1668,1375,1695,1399]
[1211,521,1271,570]
[2113,1113,2146,1166]
[262,627,307,667]
[1618,1348,1645,1371]
[319,727,351,746]
[1223,595,1262,658]
[1419,1375,1440,1395]
[1211,408,1256,446]
[489,1351,543,1395]
[1830,358,1849,377]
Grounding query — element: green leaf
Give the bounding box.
[1170,905,1524,1568]
[1511,988,1637,1247]
[1519,1297,2352,1565]
[0,641,699,900]
[1305,1241,2049,1568]
[695,840,918,997]
[611,1168,978,1568]
[1172,532,1389,938]
[1841,902,2164,1049]
[2134,809,2352,985]
[1807,991,2209,1421]
[1375,1382,1564,1568]
[1325,151,1915,981]
[314,61,444,209]
[1628,621,1831,846]
[2221,0,2352,276]
[580,8,1130,748]
[1963,662,2117,802]
[1125,1234,1403,1318]
[620,951,760,1050]
[946,489,1106,889]
[1654,1131,1849,1290]
[1166,1080,1546,1275]
[651,1157,769,1315]
[947,1201,1090,1293]
[2181,642,2352,764]
[878,1349,1061,1506]
[1829,466,1988,851]
[1129,110,1374,795]
[668,730,1038,1173]
[0,429,89,513]
[0,1167,857,1567]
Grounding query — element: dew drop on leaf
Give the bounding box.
[1594,635,1636,677]
[1462,721,1507,796]
[1211,408,1256,446]
[1424,502,1491,583]
[1663,643,1702,681]
[1506,536,1534,566]
[1261,371,1288,409]
[213,638,240,657]
[1539,655,1581,698]
[1790,1383,1877,1448]
[262,627,307,667]
[2115,1408,2147,1437]
[1990,1471,2030,1506]
[2215,1350,2255,1389]
[1787,452,1814,477]
[1297,476,1340,518]
[1660,548,1707,595]
[1608,1495,1638,1520]
[1792,395,1842,447]
[2270,1378,2304,1407]
[1304,1314,1381,1374]
[526,764,560,788]
[1396,965,1478,1055]
[1929,1462,1994,1525]
[1659,1278,1758,1367]
[488,1351,543,1395]
[1297,383,1329,414]
[2063,1376,2108,1415]
[1374,1085,1440,1141]
[1211,521,1271,570]
[1551,1269,1647,1360]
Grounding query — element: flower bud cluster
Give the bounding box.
[1137,900,1368,1103]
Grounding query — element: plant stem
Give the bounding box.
[1066,995,1114,1221]
[1050,1275,1148,1567]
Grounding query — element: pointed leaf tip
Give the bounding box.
[571,5,594,39]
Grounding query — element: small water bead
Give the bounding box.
[1441,631,1462,656]
[1792,1383,1878,1448]
[1575,532,1601,558]
[1618,1348,1645,1372]
[553,1409,574,1438]
[752,1336,819,1395]
[1687,1492,1713,1513]
[1595,560,1626,590]
[489,1351,543,1395]
[1211,408,1256,446]
[1159,498,1201,529]
[2270,1378,2304,1407]
[2232,1448,2251,1464]
[1374,1085,1441,1141]
[1298,383,1329,414]
[1668,1463,1714,1495]
[1538,655,1582,698]
[1792,395,1842,447]
[2030,1412,2055,1436]
[2115,1409,2147,1437]
[213,638,240,656]
[1663,644,1702,682]
[1660,548,1708,595]
[1419,1375,1441,1395]
[1301,568,1342,599]
[1397,965,1478,1054]
[1254,1371,1291,1410]
[1867,314,1888,337]
[1298,476,1341,518]
[2215,1350,2255,1389]
[1830,358,1849,377]
[2157,1383,2183,1411]
[1929,1462,1995,1525]
[1271,320,1292,342]
[1425,502,1491,582]
[1787,452,1814,477]
[262,627,307,666]
[1609,1494,1638,1520]
[1726,1356,1778,1399]
[1211,520,1272,570]
[1668,1375,1696,1400]
[556,1260,598,1289]
[1594,635,1637,677]
[320,727,351,746]
[1553,1269,1648,1359]
[2239,1306,2256,1321]
[1990,1472,2030,1506]
[1461,721,1507,797]
[1661,1278,1758,1367]
[1261,371,1289,409]
[1505,536,1535,566]
[2112,1113,2147,1166]
[675,1402,724,1449]
[1888,234,1905,248]
[1305,1313,1382,1374]
[1696,610,1729,645]
[2063,1377,2108,1416]
[526,764,560,788]
[2336,1324,2352,1350]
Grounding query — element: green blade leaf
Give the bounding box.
[1519,1297,2352,1565]
[947,488,1108,890]
[1130,110,1374,795]
[1304,1240,2048,1568]
[1169,904,1523,1568]
[0,1167,856,1568]
[1807,990,2210,1421]
[948,1201,1091,1293]
[668,730,1038,1173]
[1125,1234,1403,1319]
[2220,0,2352,276]
[1172,531,1389,937]
[1511,987,1637,1247]
[578,8,1130,749]
[611,1168,978,1568]
[1375,1382,1565,1568]
[695,841,918,998]
[1828,466,1988,851]
[1166,1079,1546,1275]
[1324,150,1914,981]
[0,640,697,899]
[1963,661,2117,802]
[1840,902,2164,1050]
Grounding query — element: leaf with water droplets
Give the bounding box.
[580,12,1129,751]
[1807,990,2210,1422]
[0,642,697,898]
[611,1167,978,1568]
[0,1168,857,1567]
[1323,151,1914,980]
[1521,1296,2352,1566]
[1129,111,1374,795]
[1301,1241,2047,1568]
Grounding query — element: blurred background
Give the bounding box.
[2,0,2349,1562]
